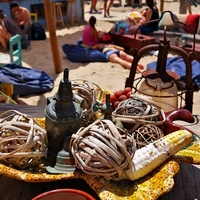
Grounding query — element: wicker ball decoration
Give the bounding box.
[133,124,165,149]
[71,78,104,126]
[70,119,136,180]
[0,110,47,169]
[112,93,165,132]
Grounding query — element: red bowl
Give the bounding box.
[32,188,96,200]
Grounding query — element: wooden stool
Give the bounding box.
[52,2,65,27]
[66,0,80,26]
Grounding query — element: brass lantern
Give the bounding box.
[125,11,196,113]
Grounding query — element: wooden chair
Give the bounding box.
[66,0,80,26]
[52,2,65,27]
[30,13,38,22]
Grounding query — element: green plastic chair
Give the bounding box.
[9,34,22,65]
[0,34,22,67]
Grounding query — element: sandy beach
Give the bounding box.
[6,1,200,114]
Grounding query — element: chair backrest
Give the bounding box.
[9,34,22,65]
[32,189,96,200]
[30,13,38,23]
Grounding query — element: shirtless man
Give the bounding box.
[10,2,31,30]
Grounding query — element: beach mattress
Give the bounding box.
[62,44,107,63]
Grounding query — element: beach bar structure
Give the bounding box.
[0,0,84,25]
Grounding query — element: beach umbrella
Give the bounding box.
[43,0,62,74]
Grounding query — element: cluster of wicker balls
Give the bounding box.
[112,94,165,147]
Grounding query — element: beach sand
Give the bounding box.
[8,1,200,114]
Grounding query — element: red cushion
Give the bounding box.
[184,14,200,34]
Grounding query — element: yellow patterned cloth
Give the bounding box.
[0,139,199,199]
[0,117,200,199]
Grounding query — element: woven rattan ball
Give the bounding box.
[71,78,104,126]
[0,110,47,169]
[133,124,164,149]
[70,119,136,180]
[115,97,156,116]
[112,94,165,133]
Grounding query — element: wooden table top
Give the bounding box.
[0,103,45,118]
[0,104,199,200]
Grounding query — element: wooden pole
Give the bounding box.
[160,0,164,13]
[179,0,187,14]
[81,0,84,20]
[43,0,62,74]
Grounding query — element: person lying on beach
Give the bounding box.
[82,16,144,72]
[0,10,22,52]
[97,42,144,71]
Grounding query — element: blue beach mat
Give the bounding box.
[62,44,107,63]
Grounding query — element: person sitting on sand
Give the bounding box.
[110,0,159,35]
[128,0,159,35]
[82,16,144,72]
[10,2,31,30]
[0,10,22,52]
